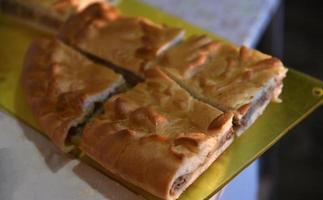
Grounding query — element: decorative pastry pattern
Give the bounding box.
[59,2,184,77]
[19,1,287,199]
[155,35,287,134]
[0,0,107,31]
[81,69,234,199]
[21,38,124,151]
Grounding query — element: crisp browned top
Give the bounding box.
[81,69,233,198]
[156,35,288,111]
[84,69,227,142]
[10,0,107,20]
[59,2,184,76]
[50,0,108,21]
[22,37,123,151]
[51,0,106,15]
[20,3,287,199]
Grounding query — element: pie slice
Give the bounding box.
[152,35,288,135]
[80,69,234,200]
[21,37,125,151]
[59,2,185,77]
[0,0,106,32]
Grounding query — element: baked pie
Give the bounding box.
[59,2,184,77]
[20,2,288,200]
[0,0,106,32]
[81,69,234,200]
[152,35,287,135]
[22,37,125,151]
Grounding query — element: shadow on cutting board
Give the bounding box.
[73,162,144,200]
[14,82,71,173]
[13,75,142,199]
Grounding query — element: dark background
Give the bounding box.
[257,0,323,199]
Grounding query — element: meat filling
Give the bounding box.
[67,101,104,146]
[170,129,233,195]
[66,84,127,147]
[170,174,189,195]
[235,82,280,130]
[240,90,271,127]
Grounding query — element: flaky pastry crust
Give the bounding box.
[154,35,288,129]
[59,2,184,77]
[81,69,233,199]
[0,0,107,32]
[21,37,124,151]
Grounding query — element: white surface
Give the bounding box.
[141,0,279,47]
[0,110,142,200]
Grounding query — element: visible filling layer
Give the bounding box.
[170,129,234,195]
[66,84,127,148]
[240,95,268,127]
[238,81,280,130]
[67,101,103,146]
[1,0,62,30]
[170,174,189,195]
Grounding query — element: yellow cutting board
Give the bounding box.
[0,0,322,199]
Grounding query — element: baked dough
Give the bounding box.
[21,37,124,151]
[152,35,288,135]
[59,2,184,77]
[81,69,234,200]
[0,0,106,32]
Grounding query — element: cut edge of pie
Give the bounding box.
[153,35,288,136]
[58,2,185,78]
[80,68,234,200]
[17,3,290,199]
[21,37,125,151]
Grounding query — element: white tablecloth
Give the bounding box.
[142,0,279,47]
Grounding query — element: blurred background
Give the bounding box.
[257,0,323,199]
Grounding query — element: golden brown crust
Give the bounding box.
[208,112,234,132]
[81,69,233,199]
[0,0,108,32]
[51,0,107,17]
[59,2,184,77]
[21,37,124,151]
[156,35,220,79]
[59,2,120,42]
[237,103,251,116]
[171,133,208,157]
[156,35,288,121]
